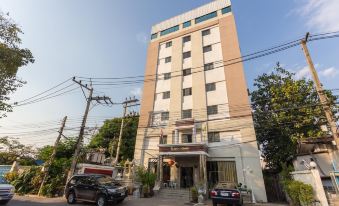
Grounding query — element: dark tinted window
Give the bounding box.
[183,36,191,43]
[202,29,211,36]
[183,68,191,76]
[203,45,212,53]
[183,51,191,59]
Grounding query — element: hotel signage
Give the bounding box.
[159,145,208,153]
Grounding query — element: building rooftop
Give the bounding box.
[151,0,231,34]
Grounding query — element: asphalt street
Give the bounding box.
[8,195,193,206]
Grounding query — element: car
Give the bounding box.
[65,174,127,206]
[0,176,15,205]
[210,182,243,206]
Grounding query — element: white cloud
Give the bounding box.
[136,32,148,45]
[319,67,339,78]
[130,87,142,97]
[296,0,339,31]
[295,66,311,79]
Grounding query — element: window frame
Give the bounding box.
[202,29,211,36]
[183,36,191,43]
[163,91,170,99]
[203,45,212,53]
[165,41,172,48]
[206,82,216,92]
[204,63,214,71]
[164,73,171,80]
[208,132,220,143]
[221,6,232,15]
[183,51,191,59]
[161,112,169,121]
[183,88,192,96]
[207,105,218,115]
[195,11,217,24]
[183,68,192,76]
[182,109,192,119]
[183,21,191,28]
[165,56,172,63]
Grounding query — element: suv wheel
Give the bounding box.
[66,191,76,204]
[96,195,107,206]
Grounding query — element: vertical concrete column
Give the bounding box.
[199,154,203,182]
[193,125,197,143]
[191,30,207,121]
[159,155,163,184]
[203,155,208,189]
[175,129,179,144]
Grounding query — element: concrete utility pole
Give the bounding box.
[113,97,139,165]
[67,77,114,181]
[38,116,67,196]
[301,32,339,148]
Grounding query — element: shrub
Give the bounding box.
[283,180,313,206]
[191,187,198,203]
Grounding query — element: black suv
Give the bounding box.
[65,174,127,206]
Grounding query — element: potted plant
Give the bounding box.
[136,166,157,198]
[191,187,198,203]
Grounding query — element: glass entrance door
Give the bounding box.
[181,167,193,188]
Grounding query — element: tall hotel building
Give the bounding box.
[134,0,267,202]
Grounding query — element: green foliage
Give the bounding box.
[136,166,157,188]
[251,63,338,170]
[0,12,34,118]
[0,137,36,165]
[9,166,42,195]
[88,116,139,161]
[283,180,313,206]
[6,138,77,197]
[191,187,198,203]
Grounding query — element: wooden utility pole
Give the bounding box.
[38,116,67,196]
[113,97,139,165]
[301,33,339,148]
[67,78,114,181]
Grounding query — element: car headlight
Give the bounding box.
[107,189,117,193]
[10,187,15,194]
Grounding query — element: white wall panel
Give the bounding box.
[202,26,220,46]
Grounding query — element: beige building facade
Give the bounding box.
[134,0,267,202]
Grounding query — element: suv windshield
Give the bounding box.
[96,176,120,186]
[0,176,8,184]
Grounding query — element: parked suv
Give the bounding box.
[65,174,127,206]
[0,176,14,205]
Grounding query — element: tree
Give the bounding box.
[251,63,338,170]
[88,116,139,161]
[0,12,34,118]
[0,137,36,165]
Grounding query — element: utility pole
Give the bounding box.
[113,97,139,165]
[67,77,114,181]
[301,33,339,148]
[38,116,67,196]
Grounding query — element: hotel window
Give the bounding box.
[163,91,170,99]
[183,51,191,59]
[164,73,171,80]
[204,63,214,71]
[182,109,192,119]
[202,29,211,36]
[160,25,179,36]
[183,68,191,76]
[221,6,232,15]
[183,21,191,28]
[207,105,218,115]
[206,83,216,92]
[165,56,171,63]
[195,11,217,24]
[182,134,193,143]
[160,135,168,144]
[208,132,220,143]
[183,36,191,43]
[165,41,172,48]
[183,88,192,96]
[203,45,212,53]
[151,33,158,40]
[161,112,169,121]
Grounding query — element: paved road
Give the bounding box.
[8,195,193,206]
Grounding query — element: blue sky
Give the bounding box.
[0,0,338,146]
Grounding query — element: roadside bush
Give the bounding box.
[284,180,313,206]
[10,166,42,195]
